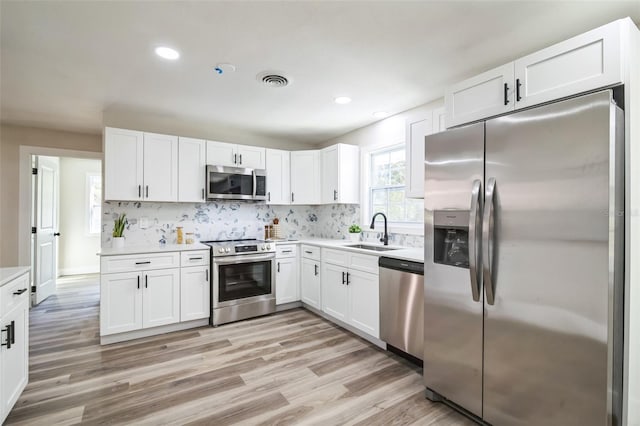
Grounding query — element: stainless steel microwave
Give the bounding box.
[206,165,267,201]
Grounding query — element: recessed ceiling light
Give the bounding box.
[373,111,389,119]
[155,46,180,60]
[334,96,352,105]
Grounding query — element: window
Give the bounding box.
[369,145,423,224]
[86,174,102,235]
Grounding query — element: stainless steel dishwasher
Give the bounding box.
[379,257,424,360]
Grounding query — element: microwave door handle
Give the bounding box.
[468,179,482,302]
[252,170,257,199]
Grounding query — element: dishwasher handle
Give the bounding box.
[378,257,424,275]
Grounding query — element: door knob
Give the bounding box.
[53,232,61,237]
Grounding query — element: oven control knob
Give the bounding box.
[262,244,266,250]
[218,248,224,253]
[225,248,231,253]
[266,244,271,250]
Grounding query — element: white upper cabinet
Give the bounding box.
[104,128,178,202]
[178,137,206,202]
[321,144,360,204]
[206,141,266,169]
[104,127,144,201]
[143,133,178,202]
[265,149,291,205]
[445,63,515,128]
[514,20,622,109]
[445,19,628,127]
[290,150,321,205]
[405,113,434,199]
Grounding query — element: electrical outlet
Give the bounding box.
[139,217,149,230]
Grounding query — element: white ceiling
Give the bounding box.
[1,1,639,145]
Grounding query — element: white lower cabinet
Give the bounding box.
[180,266,210,321]
[142,269,180,328]
[300,258,321,309]
[100,271,143,335]
[276,245,299,305]
[321,248,380,339]
[1,270,30,424]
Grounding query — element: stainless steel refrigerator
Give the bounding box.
[423,89,624,425]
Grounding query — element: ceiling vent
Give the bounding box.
[257,71,290,88]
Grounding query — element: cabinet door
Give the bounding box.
[206,141,236,167]
[1,301,28,418]
[104,127,143,201]
[180,266,210,321]
[178,137,206,202]
[347,269,379,338]
[514,20,622,109]
[321,263,348,322]
[321,146,339,204]
[143,132,178,202]
[290,150,321,205]
[336,144,360,204]
[265,149,290,205]
[236,145,266,169]
[301,258,321,309]
[276,258,298,305]
[445,63,514,128]
[100,272,143,335]
[143,268,180,328]
[405,114,433,199]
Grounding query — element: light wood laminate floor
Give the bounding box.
[6,275,473,425]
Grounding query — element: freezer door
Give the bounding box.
[483,90,623,426]
[424,122,484,417]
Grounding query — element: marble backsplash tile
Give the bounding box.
[102,201,424,248]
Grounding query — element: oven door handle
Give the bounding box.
[213,253,276,265]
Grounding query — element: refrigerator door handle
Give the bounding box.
[468,179,482,302]
[482,177,496,305]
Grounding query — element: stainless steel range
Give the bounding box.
[202,239,276,326]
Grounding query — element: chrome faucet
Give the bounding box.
[370,212,389,245]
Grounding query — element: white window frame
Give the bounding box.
[85,173,101,236]
[361,143,423,236]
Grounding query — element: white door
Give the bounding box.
[347,269,380,338]
[321,262,348,322]
[34,155,59,304]
[265,149,290,205]
[142,268,180,328]
[1,303,29,416]
[290,150,321,205]
[445,63,515,128]
[143,133,178,202]
[276,257,298,305]
[99,272,142,335]
[178,137,206,202]
[405,114,433,199]
[300,258,321,309]
[104,127,144,201]
[236,145,266,169]
[321,146,339,204]
[206,141,236,167]
[180,266,210,321]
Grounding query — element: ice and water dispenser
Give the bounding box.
[433,210,470,268]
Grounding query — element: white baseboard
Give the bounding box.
[275,301,302,312]
[100,318,209,345]
[59,265,100,276]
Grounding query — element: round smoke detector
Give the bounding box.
[257,71,290,88]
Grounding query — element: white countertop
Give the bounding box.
[275,238,424,263]
[0,266,31,287]
[98,242,210,257]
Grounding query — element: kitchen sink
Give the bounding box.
[344,244,399,252]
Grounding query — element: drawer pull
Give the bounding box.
[281,250,292,254]
[13,288,28,296]
[189,257,203,261]
[305,251,313,254]
[135,261,151,265]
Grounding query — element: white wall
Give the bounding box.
[58,157,101,275]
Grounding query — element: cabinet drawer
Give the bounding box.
[301,245,320,261]
[349,253,379,275]
[101,252,180,274]
[322,248,349,267]
[1,272,29,316]
[276,244,297,258]
[180,250,210,267]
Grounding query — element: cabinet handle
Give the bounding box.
[267,192,271,202]
[13,288,27,296]
[239,154,242,165]
[342,271,346,285]
[146,185,149,198]
[135,261,151,265]
[234,153,237,164]
[314,264,318,276]
[189,257,203,261]
[202,188,205,200]
[282,250,292,254]
[206,269,209,281]
[503,83,509,106]
[138,185,141,198]
[516,78,522,102]
[1,324,11,349]
[334,189,337,201]
[346,272,350,285]
[305,250,313,254]
[277,262,280,273]
[291,192,294,203]
[145,275,148,288]
[137,275,140,289]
